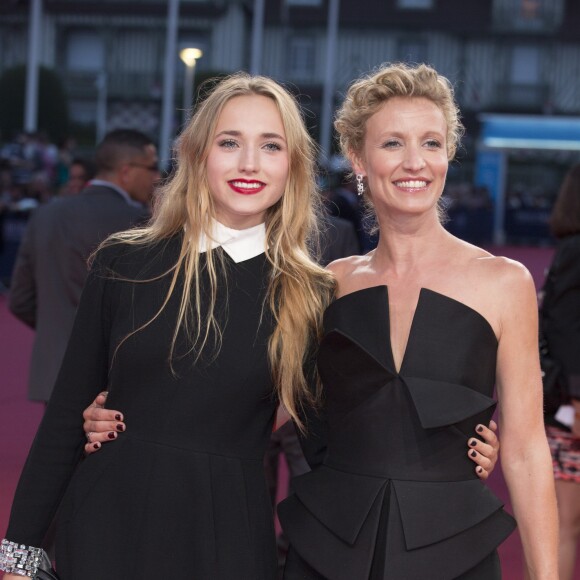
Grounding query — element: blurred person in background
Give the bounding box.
[55,136,79,190]
[540,162,580,580]
[8,128,155,405]
[57,157,96,197]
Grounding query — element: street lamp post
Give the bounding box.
[159,0,180,172]
[180,48,203,126]
[320,0,340,166]
[25,0,43,132]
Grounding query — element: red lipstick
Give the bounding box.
[227,179,266,195]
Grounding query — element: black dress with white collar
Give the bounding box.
[5,232,280,579]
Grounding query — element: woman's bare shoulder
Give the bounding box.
[326,254,368,281]
[451,238,532,288]
[473,250,533,291]
[439,241,536,336]
[325,253,377,296]
[466,250,537,327]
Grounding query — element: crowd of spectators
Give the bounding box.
[0,132,94,213]
[0,132,95,287]
[442,181,493,211]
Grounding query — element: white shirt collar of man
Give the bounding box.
[198,220,267,263]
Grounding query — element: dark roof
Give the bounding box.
[1,1,226,18]
[264,0,494,35]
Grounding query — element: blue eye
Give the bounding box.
[381,140,400,149]
[425,139,442,148]
[263,142,282,152]
[218,139,238,149]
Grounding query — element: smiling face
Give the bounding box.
[351,96,449,221]
[205,94,289,229]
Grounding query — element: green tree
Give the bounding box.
[0,65,69,142]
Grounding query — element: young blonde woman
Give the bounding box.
[3,72,500,580]
[277,63,558,579]
[0,73,335,580]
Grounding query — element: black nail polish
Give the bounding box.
[116,424,125,432]
[107,432,116,439]
[471,450,477,457]
[476,425,484,433]
[470,439,477,446]
[115,414,122,421]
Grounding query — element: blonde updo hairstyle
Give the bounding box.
[103,72,335,429]
[335,62,464,162]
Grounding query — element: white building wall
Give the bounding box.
[111,29,160,72]
[548,45,580,113]
[335,31,397,89]
[462,41,505,111]
[210,3,246,72]
[261,28,289,81]
[427,33,461,85]
[2,4,580,117]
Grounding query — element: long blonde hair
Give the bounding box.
[101,72,335,429]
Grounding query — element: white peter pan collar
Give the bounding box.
[198,220,267,263]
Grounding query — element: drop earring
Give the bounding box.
[356,174,364,197]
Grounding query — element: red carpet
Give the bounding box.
[0,294,42,531]
[1,245,579,579]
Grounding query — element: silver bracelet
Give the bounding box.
[0,538,43,577]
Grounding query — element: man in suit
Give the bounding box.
[9,129,159,403]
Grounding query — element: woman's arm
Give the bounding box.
[0,247,116,576]
[495,261,558,579]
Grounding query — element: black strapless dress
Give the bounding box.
[279,285,516,579]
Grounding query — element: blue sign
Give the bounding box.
[475,150,505,202]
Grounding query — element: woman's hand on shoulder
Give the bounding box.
[83,391,126,455]
[468,420,499,480]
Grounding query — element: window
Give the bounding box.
[288,37,316,79]
[520,0,540,20]
[397,0,434,9]
[285,0,323,6]
[511,45,540,84]
[65,30,104,71]
[493,0,564,31]
[398,39,428,64]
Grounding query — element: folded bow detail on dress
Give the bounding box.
[403,377,497,429]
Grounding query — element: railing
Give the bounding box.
[58,70,163,101]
